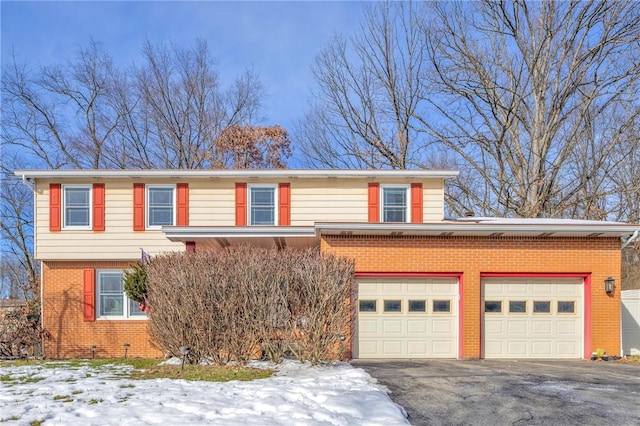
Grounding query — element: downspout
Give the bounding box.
[621,230,639,249]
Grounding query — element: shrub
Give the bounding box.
[145,246,354,365]
[123,262,147,304]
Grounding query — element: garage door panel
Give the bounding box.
[382,341,403,355]
[355,277,458,359]
[382,320,403,334]
[483,278,582,359]
[407,320,427,333]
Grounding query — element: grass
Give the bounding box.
[0,358,273,382]
[621,355,640,364]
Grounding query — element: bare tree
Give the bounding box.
[124,39,264,168]
[296,1,428,169]
[421,0,640,218]
[301,0,640,220]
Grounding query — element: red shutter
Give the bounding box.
[411,183,423,223]
[177,183,189,226]
[50,183,61,232]
[368,183,380,223]
[278,183,291,226]
[235,183,247,226]
[92,183,105,231]
[83,268,96,322]
[133,183,145,231]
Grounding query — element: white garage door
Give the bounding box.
[482,278,583,358]
[355,278,458,359]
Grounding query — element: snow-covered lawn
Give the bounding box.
[0,360,408,425]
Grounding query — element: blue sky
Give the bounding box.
[1,1,368,132]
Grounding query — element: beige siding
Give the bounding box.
[36,179,184,260]
[290,179,368,225]
[423,179,445,222]
[34,176,446,260]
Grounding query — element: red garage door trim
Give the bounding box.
[354,271,464,360]
[480,272,591,359]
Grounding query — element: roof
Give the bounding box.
[162,218,640,250]
[14,169,459,180]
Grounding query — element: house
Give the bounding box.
[15,169,640,360]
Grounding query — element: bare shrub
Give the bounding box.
[145,246,354,365]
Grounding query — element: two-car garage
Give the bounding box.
[355,276,585,359]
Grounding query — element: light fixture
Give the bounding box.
[90,345,97,359]
[123,343,131,359]
[604,277,615,294]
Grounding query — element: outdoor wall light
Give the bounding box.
[604,277,615,294]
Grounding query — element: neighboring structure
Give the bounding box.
[15,169,640,360]
[622,289,640,356]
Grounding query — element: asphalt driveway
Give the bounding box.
[352,359,640,426]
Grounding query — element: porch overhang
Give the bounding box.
[163,226,319,250]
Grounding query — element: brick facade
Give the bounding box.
[41,236,622,359]
[42,261,163,359]
[321,235,622,359]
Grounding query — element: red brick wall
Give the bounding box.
[42,261,163,359]
[321,235,622,359]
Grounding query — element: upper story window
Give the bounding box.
[63,185,91,229]
[97,270,146,319]
[147,185,175,228]
[249,185,277,225]
[381,185,410,223]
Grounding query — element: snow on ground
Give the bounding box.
[0,359,408,425]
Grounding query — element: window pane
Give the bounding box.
[533,301,551,313]
[558,301,575,313]
[65,188,90,206]
[148,187,174,226]
[433,300,451,312]
[251,188,274,205]
[100,273,123,293]
[250,187,275,225]
[408,300,426,312]
[484,301,502,313]
[359,300,376,312]
[64,187,90,227]
[100,295,123,316]
[149,188,173,206]
[129,299,147,316]
[382,188,407,223]
[509,301,526,313]
[65,208,90,227]
[384,300,402,312]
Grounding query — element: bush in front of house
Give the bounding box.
[144,246,354,365]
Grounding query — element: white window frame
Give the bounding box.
[248,184,278,226]
[380,184,411,223]
[62,184,92,230]
[146,184,176,229]
[96,270,147,320]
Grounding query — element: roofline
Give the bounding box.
[14,169,459,180]
[314,222,639,237]
[162,222,639,241]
